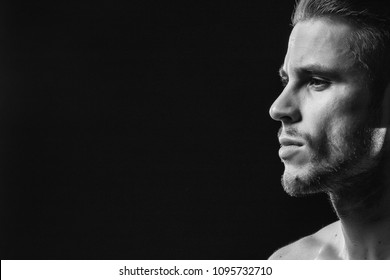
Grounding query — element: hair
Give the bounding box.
[292,0,390,109]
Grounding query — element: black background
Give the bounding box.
[0,0,336,259]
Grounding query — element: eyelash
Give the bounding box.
[280,77,330,90]
[308,77,330,90]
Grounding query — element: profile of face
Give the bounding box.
[269,18,387,197]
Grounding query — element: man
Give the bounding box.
[268,0,390,260]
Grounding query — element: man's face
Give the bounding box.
[269,18,386,196]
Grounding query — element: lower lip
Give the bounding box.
[279,145,302,160]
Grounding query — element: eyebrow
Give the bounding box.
[279,63,348,79]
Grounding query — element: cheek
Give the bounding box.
[302,104,334,140]
[303,92,367,138]
[301,103,354,158]
[334,86,371,121]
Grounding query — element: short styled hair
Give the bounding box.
[292,0,390,108]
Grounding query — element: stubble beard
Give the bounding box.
[280,121,382,200]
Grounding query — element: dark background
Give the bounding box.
[0,0,336,259]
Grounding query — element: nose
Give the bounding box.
[269,86,301,123]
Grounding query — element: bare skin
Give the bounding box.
[269,219,390,260]
[269,18,390,260]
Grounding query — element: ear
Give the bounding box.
[382,83,390,153]
[383,82,390,127]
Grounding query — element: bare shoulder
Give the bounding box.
[268,221,341,260]
[268,234,321,260]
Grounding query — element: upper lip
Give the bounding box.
[279,137,304,146]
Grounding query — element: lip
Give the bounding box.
[279,145,302,160]
[278,137,304,160]
[278,137,304,147]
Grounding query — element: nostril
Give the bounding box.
[269,104,286,121]
[269,102,301,123]
[280,115,295,124]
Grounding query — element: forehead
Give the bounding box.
[284,18,356,73]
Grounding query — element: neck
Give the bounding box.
[330,152,390,259]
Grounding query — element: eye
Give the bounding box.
[308,77,330,90]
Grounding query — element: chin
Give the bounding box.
[281,164,328,197]
[278,124,385,198]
